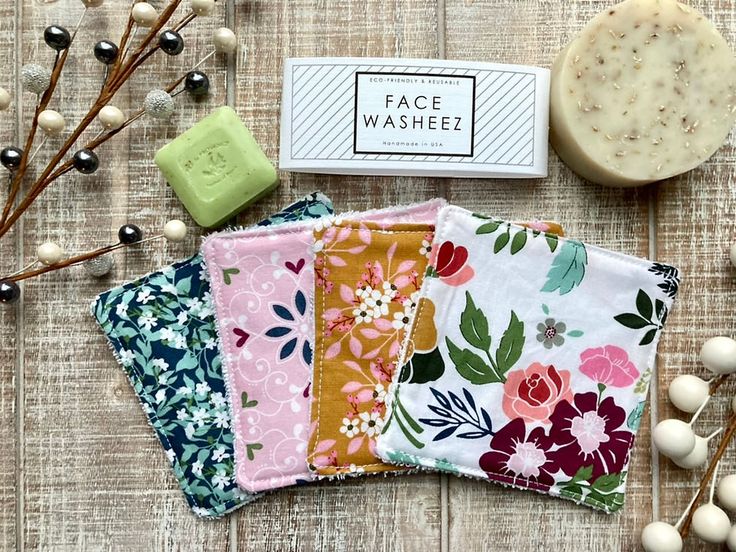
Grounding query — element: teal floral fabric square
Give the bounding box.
[91,193,333,518]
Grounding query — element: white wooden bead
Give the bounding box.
[668,374,710,414]
[36,242,64,266]
[81,0,104,7]
[700,336,736,375]
[213,28,237,54]
[718,475,736,511]
[38,110,65,136]
[0,87,11,111]
[653,419,696,459]
[132,2,158,27]
[692,503,731,544]
[673,435,708,469]
[640,522,683,552]
[163,220,188,242]
[98,106,125,130]
[730,243,736,268]
[191,0,215,16]
[727,525,736,552]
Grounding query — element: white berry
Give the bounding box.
[0,88,11,111]
[36,242,64,266]
[718,474,736,511]
[728,525,736,552]
[132,2,158,27]
[692,503,731,544]
[98,106,125,130]
[38,110,65,136]
[668,374,710,414]
[641,521,683,552]
[21,64,51,95]
[701,337,736,374]
[673,435,708,469]
[653,419,696,459]
[81,0,104,6]
[163,220,187,242]
[191,0,215,16]
[213,28,237,54]
[144,90,174,119]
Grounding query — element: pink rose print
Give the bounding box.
[502,363,573,424]
[579,345,639,388]
[479,418,556,492]
[548,392,634,480]
[431,241,475,286]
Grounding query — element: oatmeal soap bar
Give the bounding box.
[550,0,736,187]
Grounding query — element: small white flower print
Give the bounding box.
[191,460,204,477]
[359,411,384,437]
[136,288,154,304]
[165,449,176,464]
[192,506,210,517]
[392,311,411,330]
[185,298,202,314]
[204,338,216,350]
[177,386,192,396]
[195,382,211,396]
[154,389,167,404]
[352,304,373,325]
[355,285,373,300]
[365,288,391,318]
[339,417,360,438]
[382,281,398,299]
[212,470,229,490]
[373,383,387,403]
[419,239,432,258]
[212,447,230,462]
[210,392,226,409]
[176,408,188,420]
[115,302,128,318]
[151,358,169,371]
[213,411,230,429]
[313,239,324,253]
[191,407,209,427]
[176,311,188,325]
[185,423,196,439]
[403,291,420,311]
[159,327,176,342]
[173,334,187,349]
[139,313,158,331]
[119,349,135,366]
[157,374,169,386]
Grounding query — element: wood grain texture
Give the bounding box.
[0,0,734,550]
[0,2,17,551]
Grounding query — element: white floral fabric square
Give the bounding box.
[377,205,680,513]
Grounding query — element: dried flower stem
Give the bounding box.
[0,0,189,241]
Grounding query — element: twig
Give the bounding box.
[679,412,736,538]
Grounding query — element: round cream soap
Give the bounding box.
[550,0,736,187]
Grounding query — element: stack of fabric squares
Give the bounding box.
[92,193,679,517]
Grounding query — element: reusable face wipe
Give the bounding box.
[377,205,679,513]
[91,193,333,517]
[203,199,445,489]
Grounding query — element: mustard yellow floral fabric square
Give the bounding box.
[308,221,434,476]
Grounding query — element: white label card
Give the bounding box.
[353,72,476,157]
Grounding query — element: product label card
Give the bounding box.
[353,72,476,157]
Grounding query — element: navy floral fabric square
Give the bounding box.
[91,193,333,517]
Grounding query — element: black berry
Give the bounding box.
[118,224,143,244]
[44,25,71,51]
[184,71,210,97]
[94,40,119,65]
[1,147,23,171]
[73,149,99,174]
[0,280,20,304]
[159,30,184,56]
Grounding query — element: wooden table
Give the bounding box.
[0,0,733,550]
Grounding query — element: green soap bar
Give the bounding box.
[154,106,279,228]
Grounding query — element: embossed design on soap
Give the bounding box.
[180,135,235,187]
